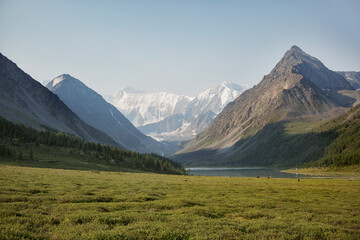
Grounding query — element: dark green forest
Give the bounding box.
[0,117,186,175]
[303,104,360,168]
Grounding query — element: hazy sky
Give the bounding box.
[1,0,359,97]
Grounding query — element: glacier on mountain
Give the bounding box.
[108,82,246,142]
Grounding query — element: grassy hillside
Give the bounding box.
[0,117,186,175]
[0,165,359,239]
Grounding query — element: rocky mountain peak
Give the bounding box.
[290,45,302,50]
[268,46,353,91]
[278,45,319,70]
[52,74,72,84]
[288,45,303,53]
[178,46,357,156]
[47,74,86,91]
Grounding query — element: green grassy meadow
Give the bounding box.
[1,165,359,239]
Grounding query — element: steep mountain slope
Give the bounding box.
[175,46,359,166]
[47,74,171,155]
[0,53,119,146]
[110,82,246,141]
[338,71,360,89]
[174,104,360,168]
[304,104,360,167]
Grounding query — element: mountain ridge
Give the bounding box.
[0,52,119,147]
[176,46,360,165]
[109,82,246,141]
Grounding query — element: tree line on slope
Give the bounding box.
[0,117,186,175]
[303,105,360,168]
[226,122,336,168]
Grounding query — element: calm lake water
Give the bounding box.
[187,167,302,178]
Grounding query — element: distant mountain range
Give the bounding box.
[174,46,360,167]
[1,46,359,168]
[108,82,246,141]
[46,74,173,155]
[108,88,193,127]
[0,53,119,147]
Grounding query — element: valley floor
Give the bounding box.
[0,165,359,239]
[0,164,360,239]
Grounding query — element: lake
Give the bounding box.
[187,167,302,178]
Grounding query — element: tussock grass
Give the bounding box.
[0,164,359,239]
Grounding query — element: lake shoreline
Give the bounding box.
[282,166,360,180]
[187,166,360,180]
[187,167,303,179]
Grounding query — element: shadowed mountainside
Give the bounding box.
[47,74,173,155]
[0,53,119,146]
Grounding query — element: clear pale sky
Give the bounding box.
[1,0,359,97]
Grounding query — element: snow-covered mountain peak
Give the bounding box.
[109,82,246,128]
[220,81,246,91]
[219,81,233,88]
[51,74,68,87]
[196,82,246,106]
[110,89,194,127]
[46,74,106,104]
[115,87,144,97]
[116,87,193,100]
[108,81,247,141]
